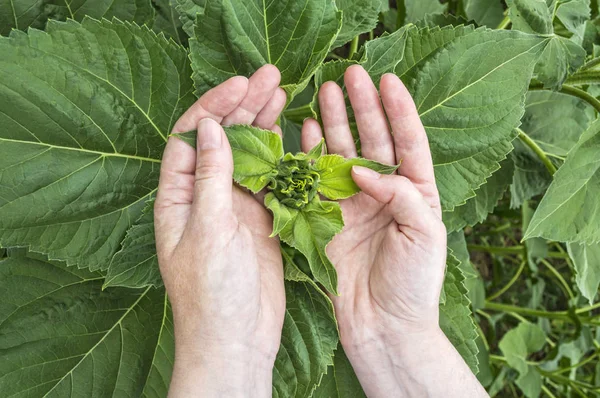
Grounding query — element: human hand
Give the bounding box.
[154,65,287,397]
[302,65,486,397]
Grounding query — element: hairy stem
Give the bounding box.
[517,128,557,176]
[348,36,359,59]
[530,83,600,113]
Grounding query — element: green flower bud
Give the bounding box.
[270,158,320,209]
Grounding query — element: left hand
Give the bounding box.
[154,65,287,397]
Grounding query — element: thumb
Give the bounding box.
[193,118,234,218]
[351,166,444,238]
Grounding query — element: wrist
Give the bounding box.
[169,344,275,397]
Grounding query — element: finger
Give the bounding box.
[351,166,445,239]
[345,65,395,164]
[270,124,283,137]
[192,118,234,219]
[172,76,249,134]
[254,87,287,129]
[318,81,357,158]
[154,135,197,255]
[301,118,323,153]
[380,74,441,216]
[222,64,281,126]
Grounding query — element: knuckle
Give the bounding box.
[195,162,223,180]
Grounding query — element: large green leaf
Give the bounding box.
[104,199,161,289]
[0,18,195,270]
[524,119,600,244]
[440,251,480,373]
[0,252,174,397]
[509,0,554,34]
[333,0,383,48]
[279,199,344,295]
[499,321,546,398]
[443,158,515,232]
[273,280,339,398]
[567,242,600,304]
[465,0,505,28]
[174,0,204,36]
[189,0,342,98]
[403,0,447,24]
[535,35,586,89]
[0,0,156,35]
[511,90,593,208]
[555,0,591,40]
[151,0,186,44]
[313,25,545,211]
[312,344,366,398]
[508,0,587,88]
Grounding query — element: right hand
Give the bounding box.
[301,65,448,351]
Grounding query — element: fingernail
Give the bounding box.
[352,166,381,180]
[197,118,222,150]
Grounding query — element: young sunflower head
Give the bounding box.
[270,157,320,209]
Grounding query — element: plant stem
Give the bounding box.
[565,69,600,85]
[539,258,575,300]
[327,52,344,60]
[517,128,557,176]
[468,244,525,255]
[484,301,569,320]
[541,384,558,398]
[283,103,313,123]
[581,56,600,71]
[488,260,527,301]
[369,30,374,41]
[530,83,600,113]
[577,301,600,314]
[348,36,359,59]
[550,350,599,374]
[497,15,511,30]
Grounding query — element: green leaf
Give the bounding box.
[174,0,204,36]
[175,125,284,193]
[509,0,554,34]
[314,154,398,200]
[104,199,161,289]
[567,241,600,304]
[535,35,586,89]
[499,321,546,398]
[189,0,342,98]
[0,18,195,270]
[333,0,383,48]
[403,0,447,24]
[305,139,326,161]
[440,251,480,373]
[443,158,515,232]
[151,0,186,44]
[265,193,300,237]
[279,199,344,295]
[465,0,505,28]
[314,26,545,211]
[511,90,593,208]
[524,119,600,244]
[0,252,174,396]
[312,344,366,398]
[0,0,156,35]
[555,0,591,40]
[273,280,339,398]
